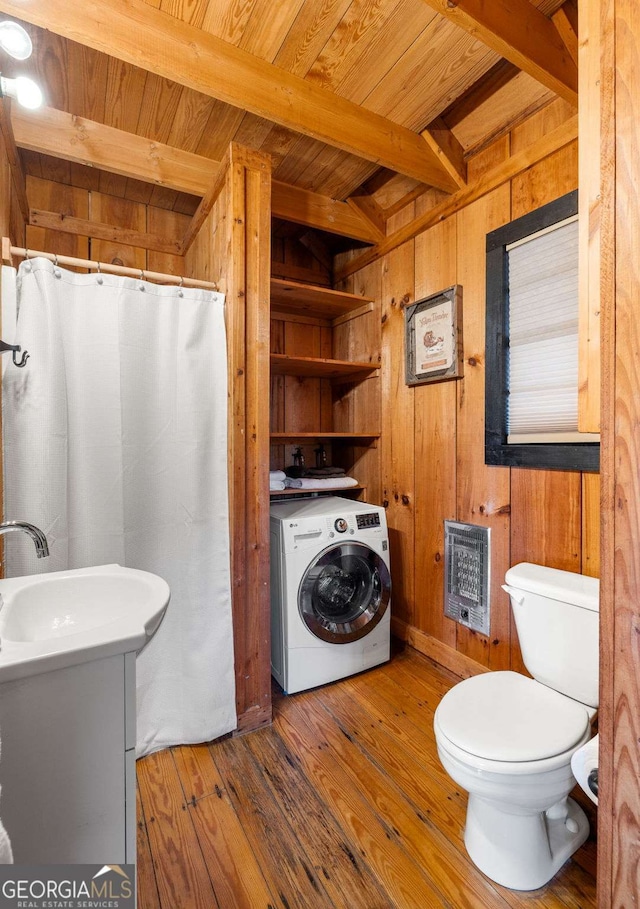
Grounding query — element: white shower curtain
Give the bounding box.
[1,258,236,757]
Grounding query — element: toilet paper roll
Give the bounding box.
[571,734,599,805]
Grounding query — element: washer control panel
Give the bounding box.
[275,501,387,552]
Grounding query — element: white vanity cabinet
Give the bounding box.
[0,564,169,864]
[0,650,137,863]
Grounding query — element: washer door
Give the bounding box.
[298,541,391,644]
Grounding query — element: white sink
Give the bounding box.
[0,565,170,682]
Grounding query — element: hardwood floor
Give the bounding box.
[136,644,597,909]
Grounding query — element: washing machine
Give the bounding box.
[270,496,391,694]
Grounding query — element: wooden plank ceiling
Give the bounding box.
[0,0,572,231]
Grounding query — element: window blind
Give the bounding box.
[506,216,589,443]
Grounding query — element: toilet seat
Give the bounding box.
[436,671,590,764]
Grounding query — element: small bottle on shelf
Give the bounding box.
[314,444,327,468]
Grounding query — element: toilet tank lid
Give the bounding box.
[505,563,599,613]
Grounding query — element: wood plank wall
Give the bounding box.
[332,296,382,503]
[25,176,188,273]
[270,308,333,474]
[336,100,600,677]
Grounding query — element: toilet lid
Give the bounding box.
[436,671,590,762]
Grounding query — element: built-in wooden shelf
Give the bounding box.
[269,278,379,491]
[270,485,366,497]
[270,432,380,443]
[270,353,377,380]
[271,277,373,321]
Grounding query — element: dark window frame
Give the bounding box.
[485,190,599,473]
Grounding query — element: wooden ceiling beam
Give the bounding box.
[12,107,380,243]
[440,60,520,129]
[421,118,467,188]
[362,169,400,195]
[552,1,579,67]
[12,106,219,196]
[420,0,578,105]
[335,114,578,282]
[345,194,387,240]
[0,0,459,192]
[270,182,379,244]
[383,183,441,221]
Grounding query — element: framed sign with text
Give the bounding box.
[405,284,463,386]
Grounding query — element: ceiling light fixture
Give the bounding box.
[0,21,32,61]
[0,74,43,110]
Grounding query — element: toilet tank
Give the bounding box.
[504,563,599,708]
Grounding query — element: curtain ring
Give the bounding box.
[96,261,103,285]
[139,268,146,291]
[25,248,29,259]
[178,275,184,297]
[24,249,32,271]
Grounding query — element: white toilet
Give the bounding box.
[434,562,599,891]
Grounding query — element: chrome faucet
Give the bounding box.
[0,521,49,558]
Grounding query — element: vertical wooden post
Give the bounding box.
[239,153,272,732]
[598,0,640,903]
[578,0,602,433]
[185,143,272,734]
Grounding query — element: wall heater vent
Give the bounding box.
[444,521,491,635]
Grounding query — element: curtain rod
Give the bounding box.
[3,241,219,291]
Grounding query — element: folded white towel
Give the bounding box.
[269,470,286,481]
[285,476,359,489]
[270,480,286,491]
